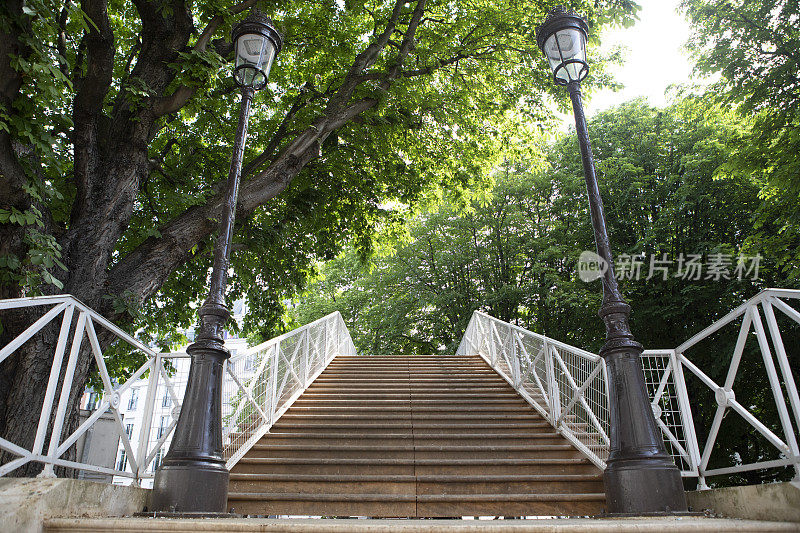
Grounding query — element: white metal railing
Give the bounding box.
[221,310,356,468]
[457,288,800,486]
[672,288,800,487]
[457,310,611,469]
[0,294,355,483]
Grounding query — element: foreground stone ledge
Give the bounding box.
[42,516,800,533]
[0,478,149,533]
[686,481,800,523]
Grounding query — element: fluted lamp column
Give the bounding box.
[535,6,688,515]
[151,10,283,514]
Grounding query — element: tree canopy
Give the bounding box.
[682,0,800,280]
[295,99,780,354]
[0,0,636,336]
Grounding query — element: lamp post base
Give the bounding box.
[150,330,230,513]
[600,327,689,515]
[150,462,230,513]
[603,457,688,514]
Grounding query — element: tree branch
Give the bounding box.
[151,0,257,117]
[0,1,33,208]
[240,83,316,177]
[323,0,407,114]
[56,1,72,77]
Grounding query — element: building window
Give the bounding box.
[127,389,138,411]
[152,449,164,472]
[162,393,171,408]
[85,392,99,411]
[244,355,255,372]
[116,450,127,472]
[125,424,134,439]
[157,416,169,440]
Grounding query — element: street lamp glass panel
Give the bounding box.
[234,33,276,89]
[543,28,586,84]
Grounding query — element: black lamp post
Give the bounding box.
[151,10,283,513]
[535,7,687,515]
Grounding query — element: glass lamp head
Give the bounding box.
[232,10,283,90]
[535,7,589,85]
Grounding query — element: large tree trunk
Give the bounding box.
[0,0,194,475]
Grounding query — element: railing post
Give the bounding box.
[269,344,279,425]
[509,325,520,388]
[670,350,701,479]
[489,322,497,367]
[302,328,310,387]
[323,318,330,361]
[466,315,475,355]
[32,304,75,459]
[40,311,88,478]
[335,314,341,356]
[543,341,559,426]
[763,299,800,481]
[752,304,800,481]
[136,354,161,481]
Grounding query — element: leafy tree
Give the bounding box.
[300,100,773,351]
[681,0,800,280]
[0,0,637,475]
[294,162,602,354]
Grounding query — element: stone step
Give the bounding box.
[319,370,498,375]
[282,405,536,414]
[230,457,598,476]
[414,492,606,517]
[228,474,415,495]
[44,517,800,531]
[227,472,604,496]
[274,412,544,422]
[324,364,486,368]
[305,384,514,392]
[290,398,528,407]
[225,491,606,517]
[243,443,582,460]
[298,392,521,400]
[310,379,507,385]
[322,363,493,368]
[259,432,566,446]
[227,492,417,517]
[269,422,552,435]
[333,355,472,359]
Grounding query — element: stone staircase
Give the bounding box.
[226,354,606,517]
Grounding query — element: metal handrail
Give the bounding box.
[457,288,800,486]
[221,310,356,468]
[458,310,610,469]
[0,295,356,483]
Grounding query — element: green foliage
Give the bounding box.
[0,206,67,291]
[681,0,800,279]
[681,0,799,113]
[296,99,774,352]
[105,0,638,347]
